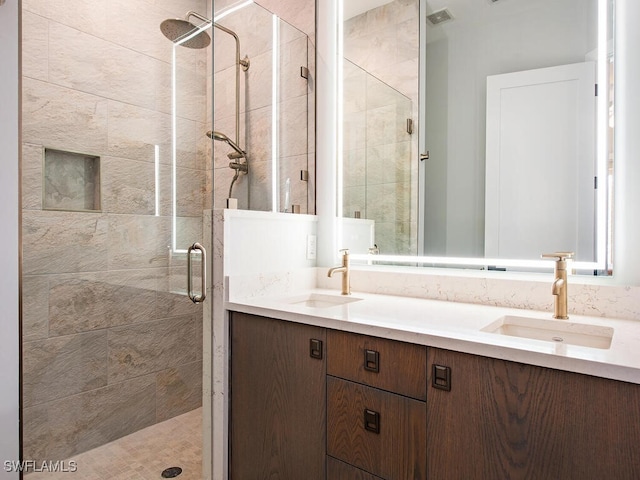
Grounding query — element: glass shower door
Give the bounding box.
[20,0,211,477]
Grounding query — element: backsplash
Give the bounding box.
[221,209,317,276]
[221,210,639,322]
[318,267,640,322]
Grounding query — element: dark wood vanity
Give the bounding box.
[229,312,326,479]
[229,312,640,479]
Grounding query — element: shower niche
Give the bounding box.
[43,148,101,212]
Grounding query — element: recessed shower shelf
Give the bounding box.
[43,148,101,212]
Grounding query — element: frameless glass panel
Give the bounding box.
[277,18,311,214]
[212,2,312,212]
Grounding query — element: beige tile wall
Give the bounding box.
[21,0,207,463]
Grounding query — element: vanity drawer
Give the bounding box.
[327,456,384,480]
[327,330,427,400]
[327,376,427,480]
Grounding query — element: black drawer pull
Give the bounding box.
[364,349,379,373]
[364,409,380,434]
[310,338,323,359]
[432,364,451,391]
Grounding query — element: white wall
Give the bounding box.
[0,0,20,477]
[423,37,448,255]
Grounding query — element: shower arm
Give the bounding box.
[186,10,211,25]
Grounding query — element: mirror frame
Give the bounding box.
[334,0,614,273]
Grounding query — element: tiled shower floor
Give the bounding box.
[26,408,202,480]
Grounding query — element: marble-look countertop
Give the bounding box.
[226,288,640,385]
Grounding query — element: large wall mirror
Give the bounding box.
[338,0,615,274]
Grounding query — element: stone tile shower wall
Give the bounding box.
[343,0,419,255]
[21,0,207,462]
[213,2,313,213]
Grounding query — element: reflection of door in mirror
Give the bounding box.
[341,0,420,256]
[485,62,596,262]
[421,0,612,272]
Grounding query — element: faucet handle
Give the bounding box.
[541,252,574,261]
[339,248,350,255]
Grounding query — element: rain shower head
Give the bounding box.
[207,130,245,156]
[160,12,211,49]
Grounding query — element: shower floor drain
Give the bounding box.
[161,467,183,478]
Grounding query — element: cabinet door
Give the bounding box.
[427,348,640,479]
[230,313,326,479]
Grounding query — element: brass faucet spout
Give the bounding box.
[542,252,573,320]
[327,266,346,277]
[552,278,565,295]
[328,249,350,295]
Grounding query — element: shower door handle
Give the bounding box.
[187,242,207,304]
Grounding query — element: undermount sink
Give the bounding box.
[283,293,363,309]
[481,315,614,349]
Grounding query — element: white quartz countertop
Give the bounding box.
[226,288,640,384]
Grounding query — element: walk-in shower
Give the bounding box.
[161,11,250,201]
[21,1,213,473]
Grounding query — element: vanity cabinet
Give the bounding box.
[229,312,640,480]
[326,330,427,480]
[426,348,640,479]
[229,312,326,479]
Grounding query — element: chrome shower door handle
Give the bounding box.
[187,242,207,304]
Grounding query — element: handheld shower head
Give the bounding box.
[207,130,228,142]
[206,130,245,157]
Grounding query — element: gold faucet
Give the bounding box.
[541,252,574,319]
[328,249,350,295]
